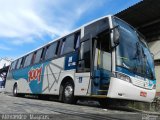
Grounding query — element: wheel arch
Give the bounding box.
[59,75,75,101]
[13,81,18,88]
[60,76,75,88]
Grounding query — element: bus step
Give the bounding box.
[98,90,108,95]
[102,85,109,87]
[100,86,109,90]
[98,90,108,92]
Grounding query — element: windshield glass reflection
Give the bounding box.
[113,17,155,80]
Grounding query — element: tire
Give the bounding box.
[99,99,113,107]
[99,99,108,107]
[13,84,18,97]
[62,82,76,104]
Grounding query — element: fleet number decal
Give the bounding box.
[28,66,42,84]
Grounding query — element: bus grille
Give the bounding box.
[131,78,152,89]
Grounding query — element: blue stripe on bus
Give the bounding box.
[116,66,156,85]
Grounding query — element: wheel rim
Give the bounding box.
[64,84,73,99]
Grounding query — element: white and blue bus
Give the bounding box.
[5,15,156,104]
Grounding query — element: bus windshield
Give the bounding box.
[114,18,155,80]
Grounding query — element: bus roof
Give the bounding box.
[12,15,112,62]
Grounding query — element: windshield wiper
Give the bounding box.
[142,48,155,80]
[130,42,141,74]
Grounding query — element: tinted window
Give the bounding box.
[60,40,65,55]
[40,48,45,61]
[60,35,75,55]
[16,58,22,69]
[10,60,17,70]
[24,53,33,67]
[20,57,25,68]
[75,33,80,49]
[78,40,90,72]
[45,42,58,60]
[85,18,109,36]
[34,49,43,64]
[31,52,36,65]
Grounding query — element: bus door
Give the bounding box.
[91,31,112,95]
[75,39,92,96]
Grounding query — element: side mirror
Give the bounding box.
[111,25,120,48]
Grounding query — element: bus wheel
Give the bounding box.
[99,99,108,107]
[13,84,18,97]
[62,82,76,104]
[99,99,114,107]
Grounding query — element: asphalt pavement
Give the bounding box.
[0,93,159,120]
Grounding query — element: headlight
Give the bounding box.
[115,72,132,83]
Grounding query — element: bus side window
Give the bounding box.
[23,53,33,67]
[10,60,18,70]
[23,55,28,67]
[20,57,25,68]
[34,49,43,64]
[45,42,58,60]
[60,34,75,55]
[16,58,22,69]
[31,52,37,65]
[55,41,60,56]
[10,63,13,70]
[78,40,90,72]
[75,33,80,49]
[60,39,65,55]
[40,48,45,61]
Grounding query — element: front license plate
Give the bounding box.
[140,91,147,97]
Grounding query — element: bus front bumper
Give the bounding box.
[107,77,156,102]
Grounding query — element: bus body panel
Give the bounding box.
[5,80,16,93]
[42,57,65,95]
[74,73,90,96]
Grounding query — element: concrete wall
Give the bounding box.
[155,65,160,93]
[149,40,160,60]
[149,40,160,95]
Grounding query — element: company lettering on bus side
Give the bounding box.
[28,66,42,83]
